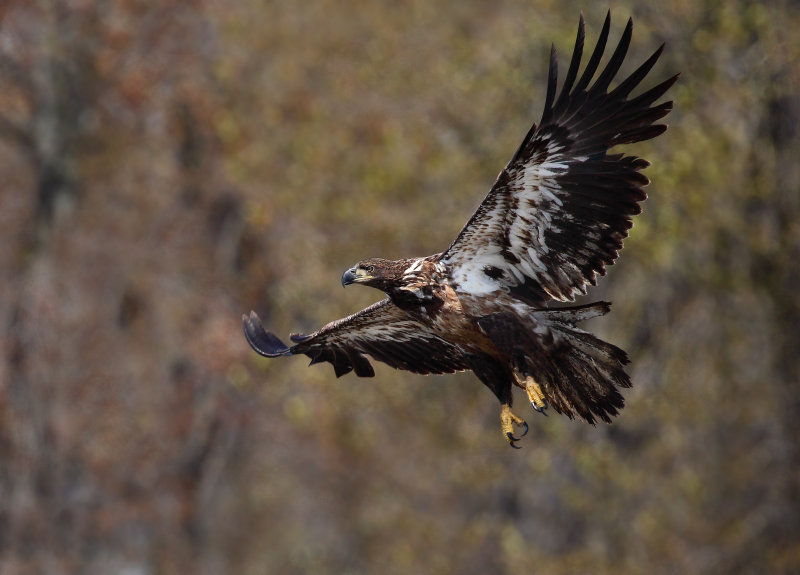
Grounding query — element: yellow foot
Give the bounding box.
[500,404,528,449]
[525,377,549,416]
[513,367,549,416]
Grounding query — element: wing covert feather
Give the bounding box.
[441,13,677,304]
[243,300,471,378]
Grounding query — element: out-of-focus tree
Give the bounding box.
[1,1,798,574]
[0,2,258,573]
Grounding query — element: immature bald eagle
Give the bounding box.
[244,13,677,447]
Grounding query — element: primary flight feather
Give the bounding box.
[243,13,677,447]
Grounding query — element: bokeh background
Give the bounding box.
[1,1,799,573]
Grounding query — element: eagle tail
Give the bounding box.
[529,302,632,424]
[540,300,612,325]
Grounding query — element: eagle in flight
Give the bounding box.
[243,13,677,447]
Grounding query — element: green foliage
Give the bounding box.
[1,0,799,573]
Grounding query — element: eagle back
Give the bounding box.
[385,256,448,312]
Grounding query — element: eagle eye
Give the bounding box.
[365,265,375,273]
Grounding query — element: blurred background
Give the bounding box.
[1,1,798,573]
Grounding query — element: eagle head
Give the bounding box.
[342,258,404,291]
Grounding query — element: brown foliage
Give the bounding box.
[1,1,798,573]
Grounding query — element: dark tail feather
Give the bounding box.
[531,303,631,424]
[540,300,612,325]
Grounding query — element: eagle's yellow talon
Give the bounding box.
[501,404,527,448]
[513,367,549,416]
[532,400,548,415]
[243,16,673,447]
[506,432,522,449]
[523,373,549,416]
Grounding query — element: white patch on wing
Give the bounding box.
[438,19,671,304]
[447,149,579,300]
[454,260,503,294]
[499,162,568,281]
[404,258,425,274]
[399,285,429,300]
[444,160,573,299]
[326,319,431,347]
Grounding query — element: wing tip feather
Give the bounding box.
[441,12,677,307]
[242,311,292,357]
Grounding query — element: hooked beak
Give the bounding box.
[342,266,372,287]
[341,267,358,287]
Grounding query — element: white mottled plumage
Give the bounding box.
[243,13,677,446]
[403,258,425,275]
[441,14,676,303]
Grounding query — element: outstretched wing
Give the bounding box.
[441,13,678,304]
[243,299,471,378]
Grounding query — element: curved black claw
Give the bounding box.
[506,431,523,449]
[532,399,549,416]
[519,420,529,437]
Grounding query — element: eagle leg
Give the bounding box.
[500,403,528,449]
[526,378,549,416]
[513,367,549,416]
